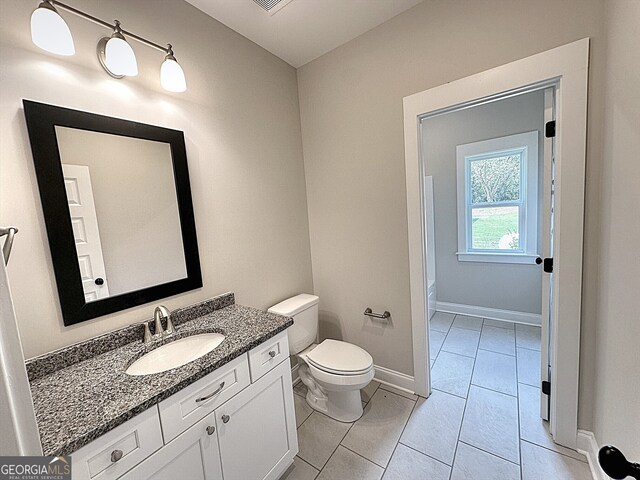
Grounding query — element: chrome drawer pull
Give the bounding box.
[268,350,276,358]
[195,381,225,403]
[222,414,230,424]
[111,449,123,463]
[206,425,215,435]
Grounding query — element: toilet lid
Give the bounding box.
[306,339,373,374]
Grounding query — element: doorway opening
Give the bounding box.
[419,86,564,467]
[403,39,589,450]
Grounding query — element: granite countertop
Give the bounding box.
[27,299,292,457]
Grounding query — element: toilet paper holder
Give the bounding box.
[364,307,391,320]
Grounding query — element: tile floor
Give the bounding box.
[281,312,593,480]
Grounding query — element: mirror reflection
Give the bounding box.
[55,126,187,302]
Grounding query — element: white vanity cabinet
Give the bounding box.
[118,411,223,480]
[215,359,297,480]
[69,330,297,480]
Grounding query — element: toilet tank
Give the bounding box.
[268,294,319,356]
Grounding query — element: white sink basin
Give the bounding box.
[126,333,225,376]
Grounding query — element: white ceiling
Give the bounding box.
[184,0,425,68]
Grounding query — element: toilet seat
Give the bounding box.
[305,339,373,376]
[308,361,372,376]
[306,362,375,388]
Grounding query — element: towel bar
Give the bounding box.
[364,308,390,320]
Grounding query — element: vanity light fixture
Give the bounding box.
[30,0,186,92]
[30,1,75,56]
[160,46,187,93]
[99,20,138,77]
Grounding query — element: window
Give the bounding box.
[456,131,538,263]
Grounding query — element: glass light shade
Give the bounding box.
[31,5,75,56]
[105,36,138,76]
[161,58,187,92]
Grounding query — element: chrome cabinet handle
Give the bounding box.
[195,381,225,403]
[269,350,276,358]
[222,414,230,424]
[206,425,215,435]
[111,449,123,463]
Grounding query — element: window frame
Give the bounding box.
[456,131,539,264]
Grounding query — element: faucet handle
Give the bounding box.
[133,322,152,344]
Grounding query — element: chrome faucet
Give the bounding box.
[154,305,174,337]
[133,306,174,344]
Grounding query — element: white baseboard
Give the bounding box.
[292,362,416,396]
[428,282,436,321]
[291,363,300,385]
[373,365,415,394]
[435,301,541,326]
[577,430,605,480]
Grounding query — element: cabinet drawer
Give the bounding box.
[158,354,250,443]
[71,407,163,480]
[248,331,289,382]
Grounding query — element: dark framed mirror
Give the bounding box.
[23,100,202,326]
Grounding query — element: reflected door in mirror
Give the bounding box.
[62,164,110,302]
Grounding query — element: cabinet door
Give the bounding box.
[216,359,298,480]
[118,412,222,480]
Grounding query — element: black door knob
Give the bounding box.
[95,277,104,286]
[599,446,640,480]
[535,257,543,265]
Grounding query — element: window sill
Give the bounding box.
[456,252,539,264]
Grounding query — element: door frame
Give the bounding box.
[540,86,556,421]
[403,38,589,448]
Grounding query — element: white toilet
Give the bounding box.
[269,294,374,422]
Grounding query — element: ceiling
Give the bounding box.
[184,0,425,68]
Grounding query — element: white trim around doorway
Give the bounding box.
[403,38,589,449]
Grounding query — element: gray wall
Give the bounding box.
[0,0,313,358]
[298,0,605,383]
[423,91,544,315]
[591,0,640,459]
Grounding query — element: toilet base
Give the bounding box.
[297,361,367,422]
[306,388,363,422]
